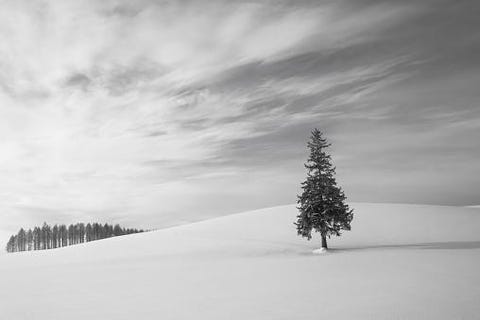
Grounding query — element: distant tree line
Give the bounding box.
[6,223,144,253]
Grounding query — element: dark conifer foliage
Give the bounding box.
[295,129,353,249]
[5,223,145,253]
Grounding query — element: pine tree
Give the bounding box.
[68,224,74,245]
[41,223,48,249]
[42,223,52,249]
[60,225,68,247]
[78,223,85,243]
[85,223,92,242]
[18,228,26,251]
[6,235,15,252]
[113,224,123,236]
[73,224,79,244]
[52,225,59,249]
[295,129,353,250]
[33,227,41,250]
[105,223,113,238]
[27,229,33,251]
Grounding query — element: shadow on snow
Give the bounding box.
[333,241,480,252]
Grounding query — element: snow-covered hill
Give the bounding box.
[1,203,479,319]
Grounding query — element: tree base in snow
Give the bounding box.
[312,247,328,254]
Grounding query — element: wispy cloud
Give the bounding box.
[0,0,479,239]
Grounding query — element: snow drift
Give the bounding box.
[0,203,479,319]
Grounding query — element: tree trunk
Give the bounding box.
[321,235,328,249]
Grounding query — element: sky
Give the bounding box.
[0,0,479,238]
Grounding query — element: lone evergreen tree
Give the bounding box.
[295,129,353,250]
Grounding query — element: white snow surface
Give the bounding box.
[1,203,480,319]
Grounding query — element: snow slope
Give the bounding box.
[0,203,479,319]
